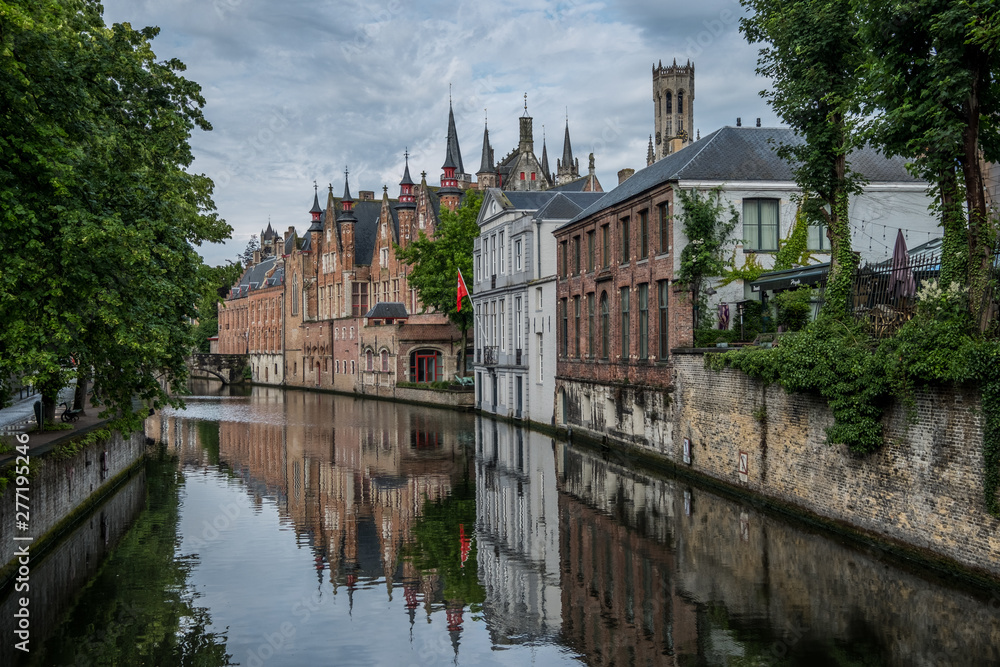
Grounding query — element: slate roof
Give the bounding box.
[352,201,382,265]
[533,192,605,221]
[365,302,409,319]
[550,176,596,192]
[234,256,278,297]
[565,126,924,226]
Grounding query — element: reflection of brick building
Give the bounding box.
[557,445,699,665]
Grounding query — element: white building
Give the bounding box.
[471,189,604,425]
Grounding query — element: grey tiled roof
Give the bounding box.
[566,126,924,226]
[353,201,382,265]
[533,192,605,221]
[550,176,595,192]
[235,256,277,296]
[365,302,409,319]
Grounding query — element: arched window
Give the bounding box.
[366,349,374,371]
[410,349,441,383]
[664,90,672,115]
[677,90,684,114]
[336,360,341,374]
[291,274,299,316]
[600,292,610,359]
[381,350,389,372]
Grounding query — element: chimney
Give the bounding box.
[670,137,683,154]
[756,118,761,127]
[618,168,635,185]
[252,249,261,264]
[736,117,742,127]
[359,190,375,201]
[285,227,294,241]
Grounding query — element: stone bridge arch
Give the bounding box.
[187,353,249,385]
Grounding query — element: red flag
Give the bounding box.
[456,268,470,311]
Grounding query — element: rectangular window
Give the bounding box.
[587,231,595,272]
[620,217,631,263]
[351,282,368,317]
[744,198,780,251]
[639,210,649,259]
[537,333,543,381]
[808,222,830,251]
[491,235,497,275]
[638,283,649,359]
[520,172,525,180]
[573,236,581,275]
[574,295,581,357]
[602,225,610,267]
[499,299,506,351]
[560,241,568,277]
[515,239,522,271]
[536,287,543,310]
[531,172,536,180]
[620,287,630,359]
[658,280,669,359]
[658,202,670,254]
[499,231,505,274]
[561,298,569,357]
[475,253,481,282]
[587,293,595,357]
[514,296,522,351]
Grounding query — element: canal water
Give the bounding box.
[3,381,999,666]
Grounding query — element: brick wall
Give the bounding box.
[0,429,146,575]
[670,352,1000,578]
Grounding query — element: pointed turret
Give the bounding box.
[440,97,465,211]
[397,151,416,208]
[476,122,497,190]
[338,170,357,223]
[556,118,581,185]
[647,135,655,166]
[308,182,323,234]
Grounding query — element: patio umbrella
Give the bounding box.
[888,229,917,299]
[718,302,730,330]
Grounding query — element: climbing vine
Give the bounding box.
[706,280,1000,515]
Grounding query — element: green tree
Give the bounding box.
[858,0,1000,319]
[676,188,739,328]
[192,262,243,353]
[741,0,866,317]
[0,0,230,426]
[395,190,482,377]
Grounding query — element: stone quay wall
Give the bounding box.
[667,351,1000,580]
[0,428,146,579]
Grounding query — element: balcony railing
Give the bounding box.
[483,346,499,366]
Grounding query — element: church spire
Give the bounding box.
[478,121,493,174]
[540,125,551,183]
[561,118,574,169]
[556,116,580,185]
[442,96,464,175]
[647,135,655,166]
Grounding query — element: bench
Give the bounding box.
[60,402,82,423]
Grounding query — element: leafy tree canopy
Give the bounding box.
[0,0,231,426]
[741,0,866,316]
[395,190,482,373]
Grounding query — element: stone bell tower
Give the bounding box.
[652,59,695,161]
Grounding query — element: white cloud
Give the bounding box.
[102,0,777,265]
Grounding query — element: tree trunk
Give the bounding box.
[962,64,993,327]
[73,373,89,415]
[938,168,968,289]
[459,324,469,377]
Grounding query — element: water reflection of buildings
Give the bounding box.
[555,442,1000,667]
[474,418,563,644]
[147,389,475,633]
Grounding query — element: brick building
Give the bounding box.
[553,165,686,449]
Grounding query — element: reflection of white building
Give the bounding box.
[474,417,562,642]
[471,189,604,424]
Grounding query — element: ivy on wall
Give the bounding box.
[706,280,1000,515]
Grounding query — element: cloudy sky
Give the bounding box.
[101,0,777,266]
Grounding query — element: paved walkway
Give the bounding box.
[0,385,77,433]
